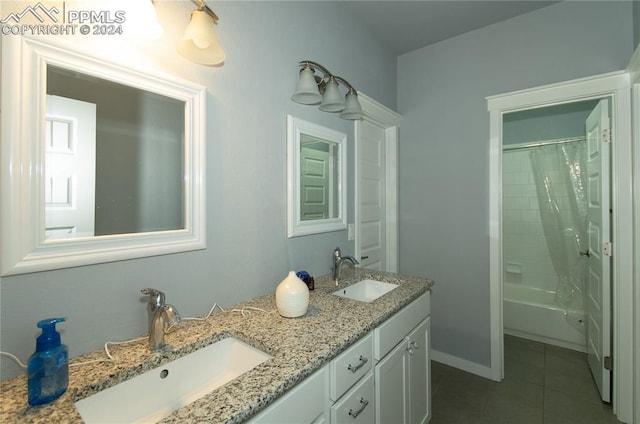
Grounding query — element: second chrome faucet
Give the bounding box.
[141,288,181,352]
[332,247,359,286]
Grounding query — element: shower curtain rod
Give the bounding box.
[502,136,586,152]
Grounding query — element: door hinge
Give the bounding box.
[604,356,613,371]
[603,242,613,257]
[602,128,611,143]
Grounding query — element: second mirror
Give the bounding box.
[287,115,347,237]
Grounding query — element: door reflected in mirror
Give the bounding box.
[299,134,340,221]
[46,66,185,239]
[287,115,347,237]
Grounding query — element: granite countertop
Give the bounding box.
[0,268,433,423]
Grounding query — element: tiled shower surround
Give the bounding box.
[502,149,569,293]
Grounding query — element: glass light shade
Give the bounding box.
[291,67,322,105]
[111,0,163,39]
[319,78,345,112]
[340,91,364,120]
[177,10,226,65]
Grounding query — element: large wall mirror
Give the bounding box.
[1,36,206,275]
[287,115,347,237]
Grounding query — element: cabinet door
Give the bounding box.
[375,341,408,424]
[407,318,431,424]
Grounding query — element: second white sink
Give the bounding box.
[333,279,398,302]
[75,337,271,423]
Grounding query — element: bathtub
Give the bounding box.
[503,283,586,352]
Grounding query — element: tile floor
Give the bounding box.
[430,335,620,424]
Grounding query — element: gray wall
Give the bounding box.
[397,1,633,368]
[635,0,640,49]
[502,100,599,145]
[0,1,396,380]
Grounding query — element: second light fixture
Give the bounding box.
[291,61,363,120]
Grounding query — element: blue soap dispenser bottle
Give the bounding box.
[27,317,69,406]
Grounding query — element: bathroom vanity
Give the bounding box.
[248,290,431,424]
[0,268,433,423]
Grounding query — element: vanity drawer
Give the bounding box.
[374,291,430,361]
[330,333,373,401]
[248,367,327,424]
[330,371,374,424]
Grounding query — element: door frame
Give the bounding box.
[628,45,640,424]
[486,71,633,422]
[354,93,401,272]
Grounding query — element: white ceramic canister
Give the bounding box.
[275,271,309,318]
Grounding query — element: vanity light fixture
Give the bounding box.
[106,0,162,39]
[132,0,163,40]
[292,61,364,120]
[177,0,226,66]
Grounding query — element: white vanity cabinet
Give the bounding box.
[248,291,430,424]
[375,292,431,424]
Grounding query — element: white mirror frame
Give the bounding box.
[287,114,347,238]
[0,35,207,276]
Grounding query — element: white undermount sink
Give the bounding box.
[332,279,398,303]
[74,337,271,424]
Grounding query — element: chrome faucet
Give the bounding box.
[141,288,182,352]
[332,247,359,286]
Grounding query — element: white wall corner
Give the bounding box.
[627,44,640,83]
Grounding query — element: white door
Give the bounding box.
[358,120,386,270]
[585,99,612,402]
[300,145,331,220]
[45,95,97,238]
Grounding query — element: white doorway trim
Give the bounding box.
[486,71,633,422]
[627,45,640,424]
[355,94,401,272]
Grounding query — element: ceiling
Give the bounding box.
[341,1,560,55]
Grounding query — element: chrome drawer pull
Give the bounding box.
[347,355,368,373]
[348,398,369,418]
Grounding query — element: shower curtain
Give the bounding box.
[529,141,588,320]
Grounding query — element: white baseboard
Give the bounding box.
[503,329,586,353]
[430,349,493,380]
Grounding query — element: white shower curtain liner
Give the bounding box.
[529,140,588,321]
